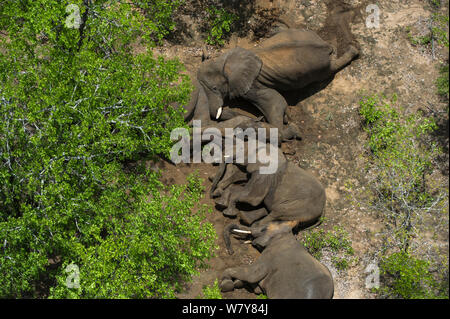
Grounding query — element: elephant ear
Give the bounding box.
[223,47,262,99]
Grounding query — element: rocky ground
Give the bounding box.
[152,0,448,299]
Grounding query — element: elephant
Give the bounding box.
[183,28,359,140]
[219,222,334,299]
[210,140,326,243]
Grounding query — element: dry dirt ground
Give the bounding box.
[151,0,449,299]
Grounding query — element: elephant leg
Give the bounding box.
[212,164,247,197]
[214,186,234,207]
[220,263,268,292]
[330,46,359,73]
[223,167,274,216]
[240,207,269,226]
[251,214,276,229]
[245,87,300,141]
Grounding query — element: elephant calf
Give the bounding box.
[219,223,334,299]
[210,142,326,236]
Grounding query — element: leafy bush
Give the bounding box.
[432,13,449,99]
[205,6,237,46]
[198,279,223,299]
[436,63,449,99]
[301,225,354,271]
[135,0,185,43]
[432,13,449,49]
[359,94,448,299]
[379,251,448,299]
[359,94,439,202]
[0,1,216,298]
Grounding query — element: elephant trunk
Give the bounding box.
[224,224,252,255]
[210,161,227,198]
[182,83,200,121]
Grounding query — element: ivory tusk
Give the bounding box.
[244,240,252,244]
[216,107,223,120]
[232,229,252,234]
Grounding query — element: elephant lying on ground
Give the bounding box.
[219,223,334,299]
[183,28,359,140]
[210,141,326,240]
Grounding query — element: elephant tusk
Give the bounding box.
[244,240,252,244]
[232,229,252,234]
[216,107,223,120]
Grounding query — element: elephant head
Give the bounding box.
[196,47,263,121]
[224,220,295,255]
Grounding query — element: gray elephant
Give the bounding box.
[219,222,334,299]
[183,28,359,140]
[210,141,326,237]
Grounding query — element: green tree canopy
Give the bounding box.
[0,0,216,298]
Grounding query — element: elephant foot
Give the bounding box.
[233,279,244,289]
[240,208,268,226]
[214,188,231,207]
[214,196,229,207]
[211,187,224,198]
[348,44,360,59]
[254,285,264,295]
[223,206,239,217]
[220,279,235,292]
[281,123,301,141]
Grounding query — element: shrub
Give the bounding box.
[379,251,448,299]
[436,63,449,99]
[432,13,449,99]
[205,6,237,46]
[301,225,354,271]
[0,1,216,298]
[432,13,449,49]
[359,94,448,299]
[198,279,223,299]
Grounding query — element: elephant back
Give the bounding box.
[262,235,334,299]
[253,29,334,90]
[266,163,326,222]
[258,29,329,49]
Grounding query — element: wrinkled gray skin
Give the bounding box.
[219,225,334,299]
[183,28,359,140]
[210,143,326,241]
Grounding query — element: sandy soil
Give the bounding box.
[152,0,448,299]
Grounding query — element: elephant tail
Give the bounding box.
[210,161,227,198]
[223,224,252,255]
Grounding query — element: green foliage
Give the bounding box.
[406,27,432,46]
[256,293,268,299]
[359,94,439,203]
[379,251,448,299]
[205,6,237,46]
[359,93,448,299]
[0,1,217,298]
[432,13,449,48]
[198,279,223,299]
[134,0,185,43]
[436,63,449,99]
[432,12,449,99]
[429,0,442,8]
[301,226,354,270]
